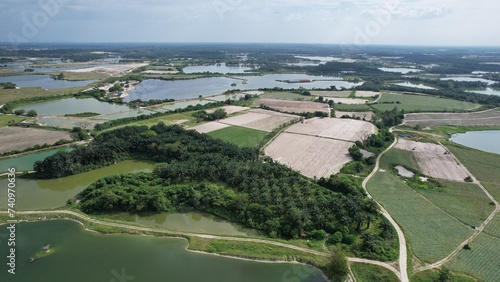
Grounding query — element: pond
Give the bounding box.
[379,67,422,74]
[0,160,154,210]
[0,75,95,89]
[0,220,325,282]
[14,98,131,116]
[0,148,72,172]
[450,130,500,155]
[393,82,437,90]
[183,63,259,74]
[466,88,500,96]
[126,75,362,101]
[104,212,260,236]
[440,77,496,85]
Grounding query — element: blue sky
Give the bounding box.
[1,0,499,46]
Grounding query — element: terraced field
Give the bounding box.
[446,234,500,281]
[367,171,474,263]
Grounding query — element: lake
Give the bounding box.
[0,75,95,89]
[466,88,500,96]
[0,220,325,282]
[379,67,422,74]
[14,98,131,116]
[183,63,259,74]
[440,77,496,85]
[126,75,361,101]
[0,160,154,210]
[104,212,260,236]
[450,130,500,155]
[393,82,437,90]
[0,148,72,172]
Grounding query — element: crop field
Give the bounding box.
[445,234,500,282]
[445,142,500,200]
[333,103,372,112]
[329,98,368,104]
[207,126,268,148]
[206,105,249,115]
[0,127,72,153]
[355,91,380,97]
[395,139,469,181]
[334,111,374,121]
[310,90,352,98]
[260,91,313,100]
[415,180,494,227]
[484,214,500,238]
[264,132,353,178]
[350,263,399,282]
[0,114,24,127]
[285,117,376,142]
[404,109,500,127]
[370,93,480,113]
[379,148,419,171]
[219,109,298,132]
[189,122,230,133]
[254,98,329,114]
[367,171,474,263]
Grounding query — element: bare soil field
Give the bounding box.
[254,99,329,114]
[265,132,353,178]
[310,91,352,98]
[218,109,299,132]
[355,91,380,97]
[335,111,374,121]
[206,105,250,115]
[395,139,469,181]
[189,122,230,133]
[285,117,375,142]
[67,63,148,75]
[0,127,72,154]
[404,109,500,127]
[329,98,368,105]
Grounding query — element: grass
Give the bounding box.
[370,93,480,113]
[58,71,110,81]
[350,263,399,282]
[367,171,473,263]
[187,236,329,268]
[0,114,25,127]
[423,125,500,136]
[260,91,314,101]
[379,148,419,171]
[0,86,88,104]
[445,233,500,281]
[98,113,197,134]
[207,126,269,148]
[445,142,500,200]
[411,269,478,282]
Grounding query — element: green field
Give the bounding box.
[370,93,480,113]
[379,148,419,171]
[445,142,500,200]
[98,113,197,134]
[367,171,473,262]
[333,103,372,111]
[412,269,477,282]
[351,263,399,282]
[0,86,88,104]
[207,126,268,148]
[415,180,494,227]
[484,213,500,238]
[446,234,500,281]
[260,91,314,101]
[0,114,25,127]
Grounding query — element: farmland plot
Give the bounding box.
[446,234,500,282]
[0,127,72,153]
[355,91,380,97]
[335,111,374,121]
[285,117,375,142]
[310,90,352,98]
[395,139,469,181]
[329,98,368,104]
[404,109,500,127]
[264,132,352,178]
[189,122,230,133]
[219,109,298,132]
[254,98,329,114]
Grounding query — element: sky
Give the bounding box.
[1,0,499,46]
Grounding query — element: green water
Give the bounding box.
[0,160,154,210]
[104,212,261,236]
[0,220,326,282]
[0,148,72,172]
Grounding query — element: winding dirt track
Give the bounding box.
[361,128,409,282]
